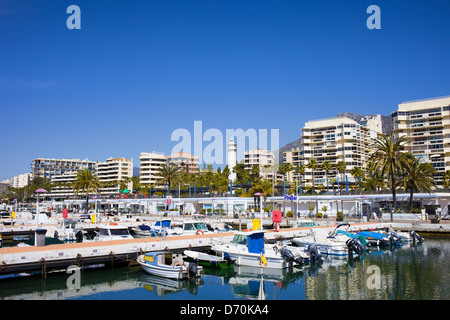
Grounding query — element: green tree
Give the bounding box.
[72,169,101,213]
[350,166,365,193]
[156,163,180,195]
[321,161,333,192]
[369,133,408,221]
[400,153,436,212]
[306,160,318,193]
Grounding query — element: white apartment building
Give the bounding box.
[166,151,200,174]
[244,148,283,181]
[12,173,33,188]
[283,147,302,182]
[301,116,382,188]
[139,152,167,185]
[97,157,133,195]
[31,158,96,179]
[46,157,133,199]
[392,96,450,185]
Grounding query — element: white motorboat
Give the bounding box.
[137,251,204,280]
[131,224,157,237]
[211,230,307,269]
[46,218,84,242]
[170,220,214,236]
[93,223,134,241]
[292,227,355,256]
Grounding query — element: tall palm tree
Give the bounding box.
[321,161,333,192]
[72,169,101,213]
[306,160,318,193]
[350,166,365,193]
[369,133,408,221]
[156,163,180,195]
[294,164,305,195]
[401,153,436,212]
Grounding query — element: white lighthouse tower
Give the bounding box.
[226,138,237,182]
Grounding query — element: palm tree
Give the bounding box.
[369,133,408,221]
[306,160,318,193]
[442,170,450,190]
[321,161,333,192]
[156,163,180,195]
[401,153,436,212]
[72,169,101,213]
[294,164,305,195]
[350,166,365,193]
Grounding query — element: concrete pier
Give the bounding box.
[0,221,448,276]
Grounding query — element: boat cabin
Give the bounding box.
[231,230,266,254]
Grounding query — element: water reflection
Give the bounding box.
[0,237,448,300]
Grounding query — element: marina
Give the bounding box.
[0,234,448,300]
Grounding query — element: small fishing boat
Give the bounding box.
[137,251,204,280]
[183,250,234,269]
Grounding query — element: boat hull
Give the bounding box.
[212,245,286,269]
[292,238,350,256]
[137,255,184,279]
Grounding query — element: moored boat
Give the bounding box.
[211,230,307,269]
[137,251,204,279]
[183,250,234,269]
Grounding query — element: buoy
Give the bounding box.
[196,230,204,235]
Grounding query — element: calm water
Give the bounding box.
[0,236,449,300]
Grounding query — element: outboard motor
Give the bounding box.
[280,247,304,267]
[75,230,84,243]
[388,232,403,247]
[306,244,323,263]
[346,238,367,254]
[410,230,423,243]
[188,262,198,278]
[223,252,236,265]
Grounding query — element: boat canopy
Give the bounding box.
[247,231,265,255]
[154,220,171,228]
[138,225,151,231]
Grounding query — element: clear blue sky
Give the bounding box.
[1,0,449,181]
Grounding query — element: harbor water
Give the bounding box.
[0,235,448,300]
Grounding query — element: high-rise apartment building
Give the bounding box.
[300,116,382,187]
[139,152,167,185]
[165,151,200,174]
[392,96,450,184]
[31,158,96,179]
[244,148,283,181]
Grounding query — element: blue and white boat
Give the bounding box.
[137,251,204,280]
[211,230,307,269]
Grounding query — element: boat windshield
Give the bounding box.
[110,228,130,236]
[232,234,247,245]
[184,222,208,231]
[297,221,317,228]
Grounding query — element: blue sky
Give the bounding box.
[0,0,449,181]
